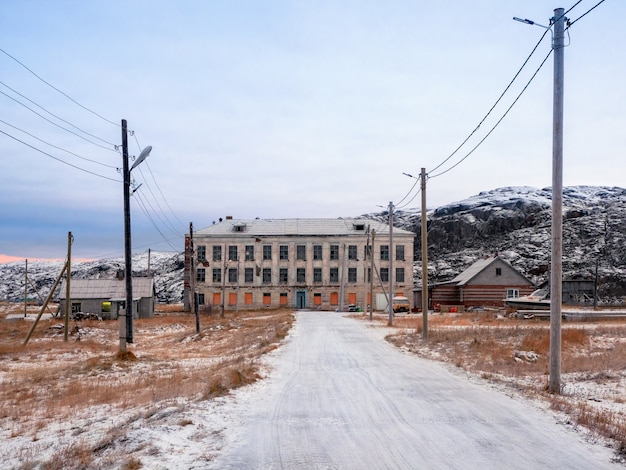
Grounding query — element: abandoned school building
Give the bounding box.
[58,277,155,320]
[183,217,415,311]
[417,255,535,311]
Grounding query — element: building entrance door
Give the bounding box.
[296,291,306,309]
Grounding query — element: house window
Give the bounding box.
[314,293,322,305]
[279,245,289,260]
[279,268,288,284]
[313,268,322,283]
[380,267,389,282]
[506,288,520,299]
[348,245,357,260]
[101,301,111,313]
[496,268,502,276]
[330,245,339,260]
[348,267,357,283]
[313,245,322,260]
[228,245,238,261]
[228,292,237,305]
[263,293,271,305]
[297,268,306,283]
[396,267,405,283]
[263,268,272,283]
[244,267,254,283]
[263,245,272,260]
[396,245,405,261]
[196,268,206,283]
[212,292,221,305]
[212,268,222,283]
[296,245,306,260]
[380,245,389,261]
[330,292,339,305]
[245,245,254,261]
[330,267,339,283]
[197,245,206,262]
[244,292,253,305]
[197,293,205,305]
[213,245,222,261]
[280,292,288,305]
[228,268,237,283]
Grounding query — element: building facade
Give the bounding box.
[185,218,415,312]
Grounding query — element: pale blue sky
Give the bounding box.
[1,1,624,260]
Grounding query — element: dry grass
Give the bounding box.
[376,311,626,458]
[0,302,294,467]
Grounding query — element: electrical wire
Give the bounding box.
[430,48,554,179]
[0,118,118,169]
[567,0,605,27]
[0,48,120,127]
[133,190,180,251]
[0,128,120,182]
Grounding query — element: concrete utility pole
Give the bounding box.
[420,168,428,340]
[388,201,394,326]
[550,7,566,394]
[369,229,375,321]
[122,118,134,346]
[190,222,200,333]
[339,243,346,312]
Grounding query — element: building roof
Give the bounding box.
[58,278,154,300]
[195,218,415,237]
[448,256,531,286]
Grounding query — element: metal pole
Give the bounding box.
[388,201,394,326]
[122,118,134,345]
[421,168,428,340]
[549,7,565,394]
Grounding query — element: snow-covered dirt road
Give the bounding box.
[209,311,618,469]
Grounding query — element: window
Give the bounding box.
[244,292,253,305]
[297,245,306,260]
[263,245,272,261]
[506,288,520,299]
[297,268,306,283]
[330,292,339,305]
[348,267,357,283]
[330,244,339,260]
[367,267,371,283]
[263,268,272,283]
[280,245,289,260]
[233,224,246,232]
[396,245,405,261]
[496,267,502,276]
[196,268,206,283]
[197,293,205,305]
[244,267,253,283]
[228,245,238,261]
[313,245,322,260]
[313,268,322,283]
[101,301,111,313]
[314,293,322,305]
[380,245,389,260]
[245,245,254,261]
[380,267,389,282]
[213,245,222,261]
[330,267,339,283]
[263,293,271,305]
[228,292,237,305]
[279,268,288,284]
[280,292,288,305]
[212,292,221,305]
[396,267,405,283]
[348,245,357,260]
[212,268,222,283]
[197,245,206,261]
[228,268,237,283]
[364,245,372,260]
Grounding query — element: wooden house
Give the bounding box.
[430,255,534,309]
[58,278,155,320]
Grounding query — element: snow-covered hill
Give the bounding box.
[1,185,625,303]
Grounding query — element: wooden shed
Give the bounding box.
[431,255,534,309]
[58,278,155,320]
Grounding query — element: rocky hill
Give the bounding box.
[1,186,625,303]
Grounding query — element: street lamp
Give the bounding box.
[119,118,151,353]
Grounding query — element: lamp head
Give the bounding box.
[131,145,152,171]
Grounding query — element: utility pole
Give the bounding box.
[122,118,134,347]
[64,231,72,341]
[421,168,428,340]
[339,243,346,312]
[388,201,394,326]
[190,222,200,333]
[369,228,375,321]
[549,7,566,394]
[24,259,28,318]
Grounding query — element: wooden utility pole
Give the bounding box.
[190,222,200,333]
[549,7,566,394]
[421,168,428,340]
[24,259,28,318]
[64,231,72,341]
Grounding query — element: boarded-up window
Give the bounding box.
[245,292,253,305]
[330,292,339,305]
[314,293,322,305]
[280,293,288,305]
[348,293,357,304]
[367,293,371,306]
[263,293,271,305]
[213,292,221,305]
[229,292,237,306]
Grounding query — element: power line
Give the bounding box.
[0,128,120,182]
[133,190,180,251]
[567,0,605,27]
[0,48,120,127]
[0,118,118,169]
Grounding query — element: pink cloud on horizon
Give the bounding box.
[0,254,93,264]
